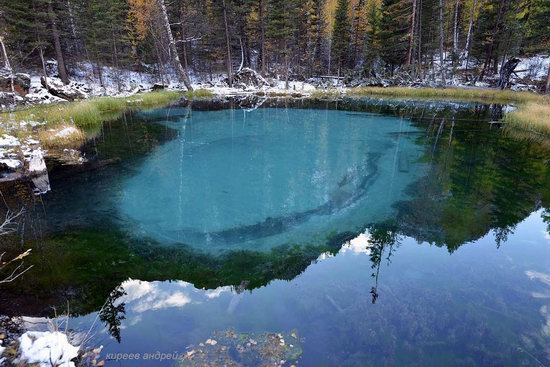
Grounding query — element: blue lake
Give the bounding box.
[1,97,549,366]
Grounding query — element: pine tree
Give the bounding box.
[379,0,410,74]
[331,0,351,75]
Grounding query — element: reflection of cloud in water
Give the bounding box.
[339,232,371,255]
[526,271,550,343]
[118,279,233,313]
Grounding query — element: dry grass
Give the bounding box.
[346,86,541,104]
[38,125,86,149]
[318,86,550,138]
[504,99,550,136]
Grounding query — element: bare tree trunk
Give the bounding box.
[406,0,417,67]
[157,0,193,90]
[47,0,69,85]
[259,0,266,76]
[284,39,289,89]
[545,63,550,94]
[39,47,48,89]
[222,0,233,87]
[179,2,190,73]
[463,0,477,68]
[438,0,446,85]
[0,36,14,93]
[452,0,460,56]
[417,0,423,79]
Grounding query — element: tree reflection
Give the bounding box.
[366,222,402,304]
[99,285,127,343]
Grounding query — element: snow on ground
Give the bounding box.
[515,55,550,80]
[18,331,79,367]
[0,134,20,147]
[0,340,5,364]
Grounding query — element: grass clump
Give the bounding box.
[38,125,86,149]
[310,89,342,99]
[185,88,214,98]
[505,99,550,136]
[347,86,550,138]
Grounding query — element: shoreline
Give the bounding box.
[1,86,548,185]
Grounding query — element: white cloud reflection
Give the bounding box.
[118,279,233,313]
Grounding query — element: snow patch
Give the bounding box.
[0,135,20,147]
[0,158,22,169]
[0,340,5,364]
[18,331,79,367]
[55,126,80,138]
[28,150,47,173]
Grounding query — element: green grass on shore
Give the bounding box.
[2,89,212,128]
[0,89,212,150]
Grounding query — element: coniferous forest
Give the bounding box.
[0,0,549,90]
[2,0,550,366]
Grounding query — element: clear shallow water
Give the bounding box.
[1,98,549,366]
[120,108,424,250]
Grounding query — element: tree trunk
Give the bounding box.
[47,0,69,85]
[222,0,233,87]
[0,36,14,92]
[545,63,550,94]
[438,0,446,85]
[39,47,48,89]
[497,57,520,89]
[259,0,266,76]
[452,0,460,57]
[179,2,190,72]
[416,0,423,79]
[463,0,477,68]
[406,0,417,67]
[157,0,193,91]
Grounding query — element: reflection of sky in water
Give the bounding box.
[36,210,549,366]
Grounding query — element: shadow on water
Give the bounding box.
[0,96,549,324]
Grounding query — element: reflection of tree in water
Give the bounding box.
[99,285,127,343]
[366,222,402,304]
[395,111,550,251]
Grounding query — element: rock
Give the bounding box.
[230,68,270,89]
[40,76,88,101]
[179,330,302,367]
[0,68,31,96]
[152,83,166,91]
[27,150,47,174]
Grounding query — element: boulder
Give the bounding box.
[40,77,88,101]
[230,68,270,89]
[0,68,31,96]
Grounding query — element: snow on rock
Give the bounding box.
[55,126,80,138]
[0,134,21,147]
[18,331,79,367]
[0,158,22,170]
[41,77,89,101]
[28,149,47,173]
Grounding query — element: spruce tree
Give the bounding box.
[379,0,410,74]
[331,0,351,75]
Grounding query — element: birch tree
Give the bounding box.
[157,0,193,90]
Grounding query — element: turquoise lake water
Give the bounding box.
[0,98,549,366]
